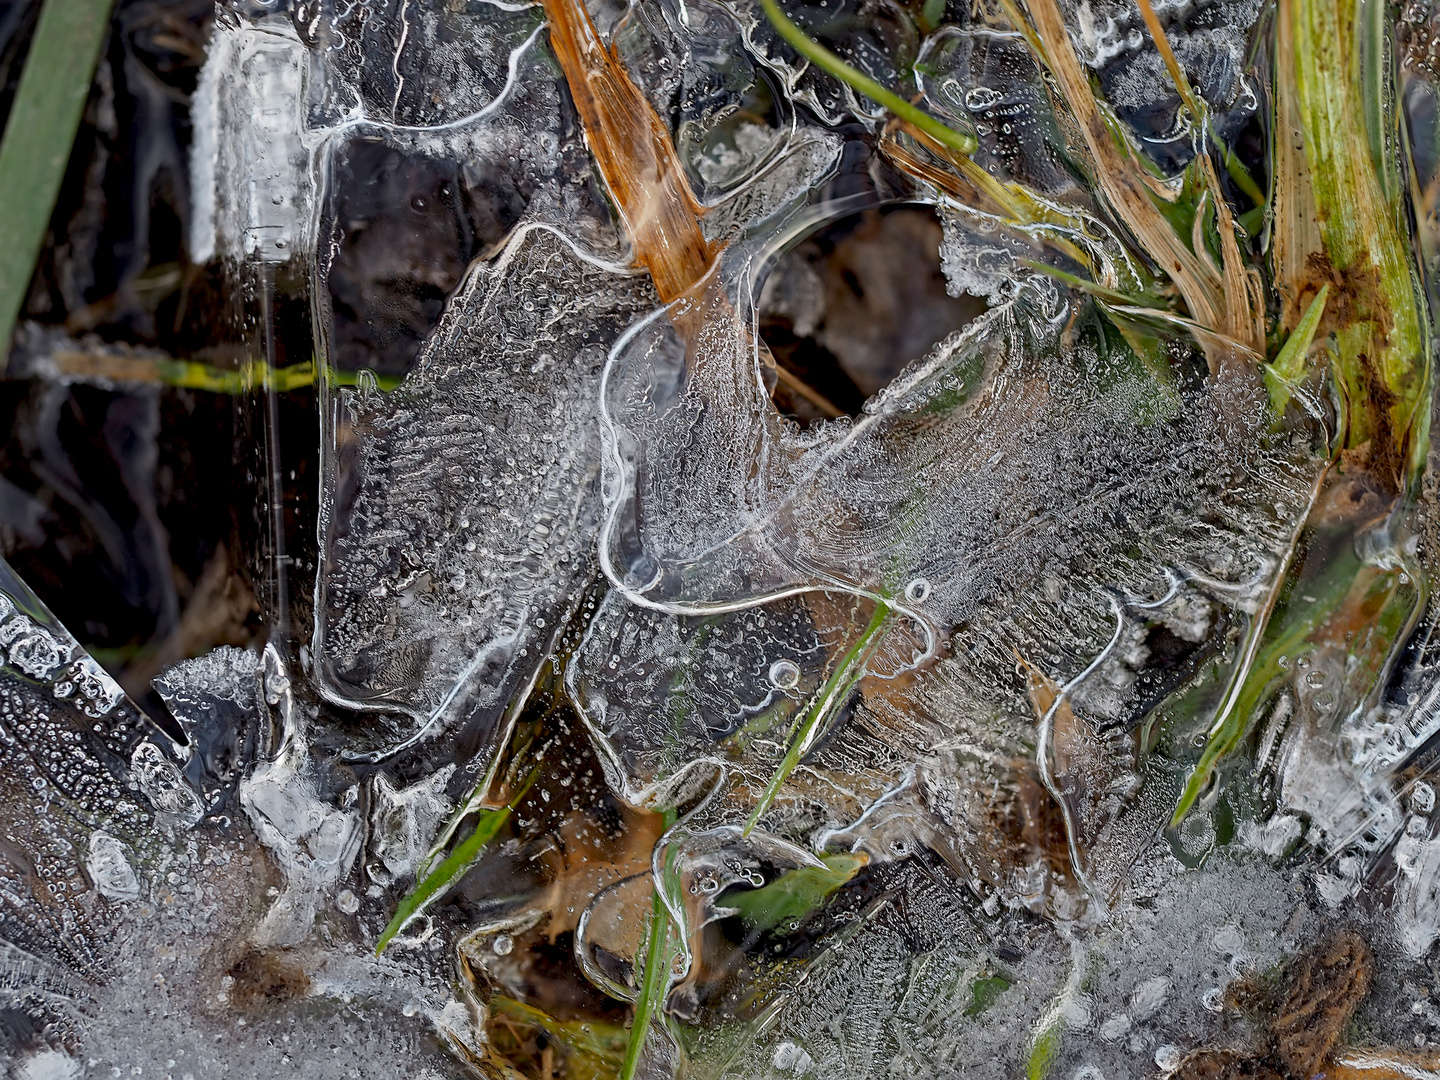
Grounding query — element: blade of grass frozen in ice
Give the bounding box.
[619,888,672,1080]
[744,601,891,835]
[1173,532,1423,825]
[1025,942,1086,1080]
[758,0,978,157]
[620,806,678,1080]
[1170,465,1327,825]
[0,0,116,353]
[15,347,402,393]
[724,852,866,933]
[1022,260,1168,310]
[375,767,539,954]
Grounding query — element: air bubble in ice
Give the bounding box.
[965,86,1003,111]
[905,578,932,604]
[0,616,64,680]
[130,741,205,825]
[768,659,801,689]
[1098,1014,1131,1041]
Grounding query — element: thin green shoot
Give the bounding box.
[620,807,678,1080]
[1022,260,1168,310]
[164,357,402,394]
[375,767,539,954]
[1264,284,1330,413]
[744,601,891,835]
[758,0,977,157]
[0,0,117,354]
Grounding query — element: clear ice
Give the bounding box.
[7,0,1440,1076]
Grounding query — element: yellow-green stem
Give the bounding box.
[759,0,977,156]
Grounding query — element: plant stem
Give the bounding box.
[758,0,977,156]
[0,0,116,355]
[744,600,891,835]
[619,887,672,1080]
[375,767,539,954]
[620,805,678,1080]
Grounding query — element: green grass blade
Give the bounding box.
[744,601,890,835]
[15,344,403,394]
[375,768,539,954]
[758,0,977,157]
[1021,260,1167,310]
[374,804,514,954]
[619,889,673,1080]
[620,805,679,1080]
[1170,517,1348,825]
[1211,125,1266,207]
[0,0,117,353]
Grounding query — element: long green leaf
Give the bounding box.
[620,805,679,1080]
[619,889,673,1080]
[724,852,865,933]
[0,0,116,353]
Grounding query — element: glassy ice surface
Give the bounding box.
[8,0,1440,1076]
